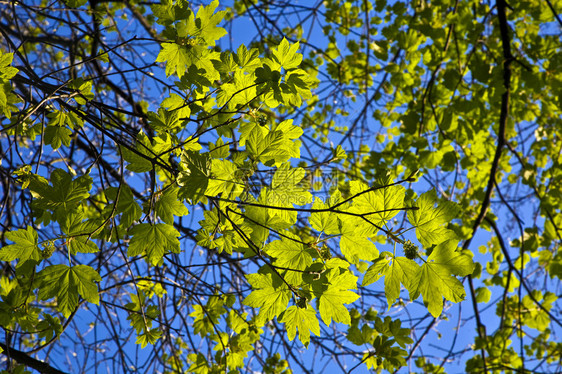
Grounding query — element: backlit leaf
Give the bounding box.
[155,186,189,224]
[37,264,101,318]
[243,272,291,326]
[128,223,181,266]
[0,227,42,265]
[279,305,320,346]
[318,271,359,326]
[408,190,460,247]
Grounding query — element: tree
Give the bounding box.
[0,0,560,373]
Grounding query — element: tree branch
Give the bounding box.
[0,343,69,374]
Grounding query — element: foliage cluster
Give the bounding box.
[0,0,560,373]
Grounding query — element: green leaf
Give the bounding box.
[262,163,312,225]
[362,256,390,287]
[244,198,291,244]
[190,295,226,336]
[413,240,474,317]
[128,223,181,266]
[384,257,420,307]
[44,125,72,149]
[206,159,243,198]
[340,232,379,264]
[156,41,219,81]
[0,82,10,117]
[187,353,210,374]
[339,218,379,263]
[136,328,163,349]
[428,239,475,277]
[318,271,359,326]
[267,163,312,206]
[151,0,191,26]
[243,272,291,326]
[475,287,491,303]
[193,0,227,46]
[161,93,191,120]
[414,263,461,317]
[61,210,100,254]
[0,51,18,80]
[32,169,92,221]
[96,49,109,63]
[246,128,290,165]
[209,137,229,159]
[37,265,101,318]
[178,150,210,204]
[265,232,314,285]
[279,305,320,346]
[349,180,405,227]
[363,255,420,308]
[120,131,155,173]
[218,69,257,109]
[271,38,303,70]
[235,44,261,71]
[0,227,42,265]
[309,193,340,235]
[69,79,94,104]
[156,43,192,79]
[36,313,63,342]
[407,189,460,247]
[155,186,189,224]
[271,163,310,200]
[64,0,87,8]
[376,316,413,348]
[104,185,142,228]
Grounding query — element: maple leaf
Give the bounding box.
[61,209,99,254]
[120,131,155,173]
[104,185,142,227]
[0,51,18,80]
[44,126,72,149]
[246,128,289,165]
[178,150,210,204]
[218,69,257,109]
[317,271,359,326]
[349,180,405,228]
[309,195,340,235]
[413,240,475,317]
[270,38,303,70]
[243,272,291,326]
[244,197,291,244]
[206,159,244,199]
[269,163,312,204]
[151,0,191,26]
[128,223,181,266]
[279,305,320,346]
[156,43,205,79]
[0,226,42,265]
[161,93,191,120]
[339,218,379,263]
[32,169,92,221]
[265,232,314,285]
[235,44,261,71]
[362,256,391,287]
[261,163,312,225]
[155,186,189,224]
[136,328,163,349]
[383,257,420,308]
[37,264,101,318]
[193,0,227,46]
[407,189,460,247]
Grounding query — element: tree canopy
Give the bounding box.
[0,0,561,373]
